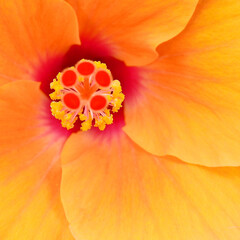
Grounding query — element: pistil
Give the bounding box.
[49,59,125,131]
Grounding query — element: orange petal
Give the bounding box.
[61,131,240,240]
[65,0,198,65]
[0,0,79,86]
[124,0,240,167]
[0,81,73,240]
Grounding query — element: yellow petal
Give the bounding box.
[0,81,74,240]
[0,0,79,86]
[66,0,198,65]
[124,0,240,166]
[61,131,240,240]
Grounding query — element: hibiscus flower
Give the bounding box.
[1,0,240,239]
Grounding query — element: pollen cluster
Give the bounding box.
[50,59,125,131]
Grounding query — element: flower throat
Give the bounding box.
[50,59,125,131]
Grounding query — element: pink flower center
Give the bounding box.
[49,59,125,131]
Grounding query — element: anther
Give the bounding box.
[50,59,125,131]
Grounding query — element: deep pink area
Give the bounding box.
[37,55,65,96]
[90,107,125,140]
[35,37,142,137]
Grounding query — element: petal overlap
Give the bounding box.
[0,81,73,240]
[61,131,240,240]
[0,0,79,86]
[65,0,198,65]
[124,0,240,166]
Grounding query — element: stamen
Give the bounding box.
[50,59,125,131]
